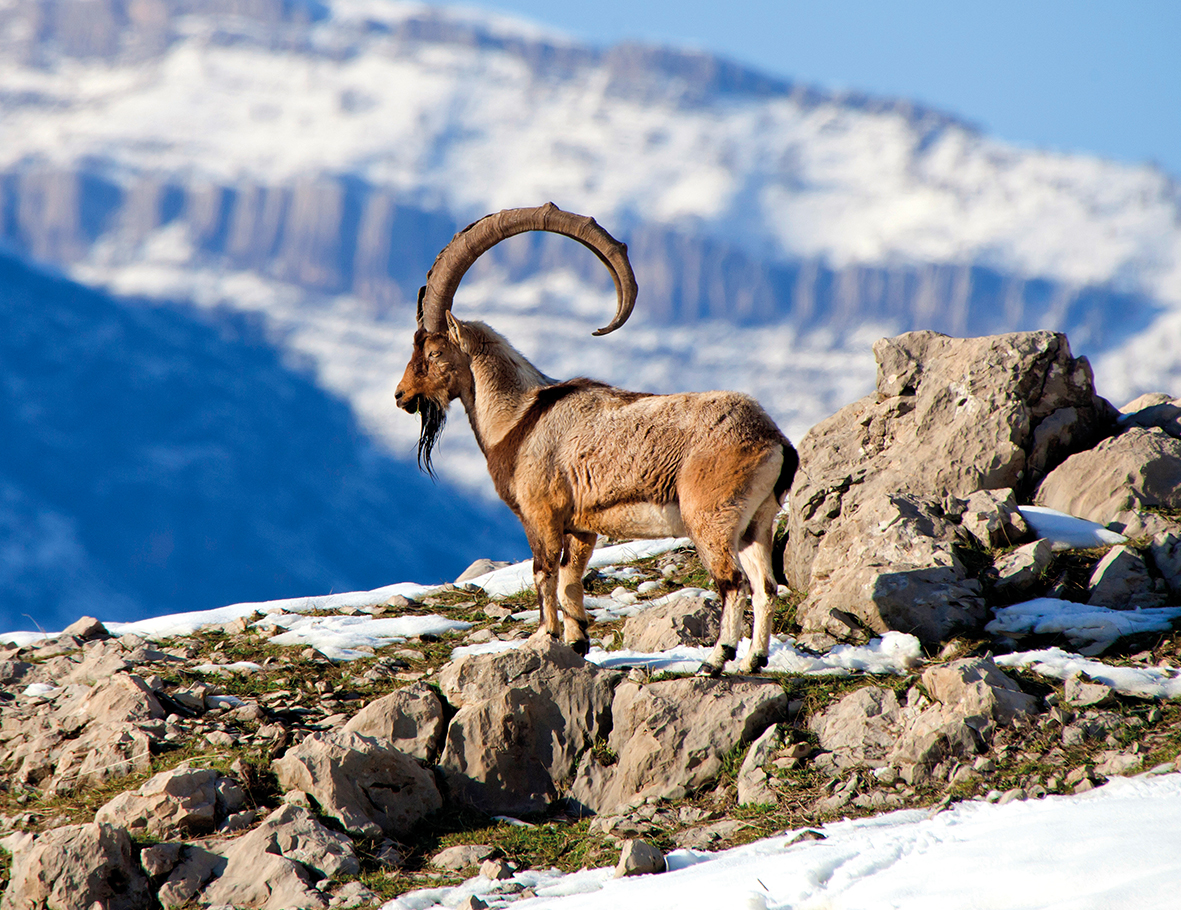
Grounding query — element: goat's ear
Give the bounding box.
[445,311,470,351]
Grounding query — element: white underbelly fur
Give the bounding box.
[578,502,687,539]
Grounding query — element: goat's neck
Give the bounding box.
[459,332,550,452]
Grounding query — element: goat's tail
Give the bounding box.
[774,441,799,507]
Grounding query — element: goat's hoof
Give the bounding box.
[718,644,737,662]
[569,639,590,656]
[739,652,768,674]
[695,661,724,678]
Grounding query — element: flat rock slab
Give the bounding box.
[341,681,446,762]
[573,676,787,814]
[272,730,442,838]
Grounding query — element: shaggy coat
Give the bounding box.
[397,316,797,675]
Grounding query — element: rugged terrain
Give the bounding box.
[2,330,1180,910]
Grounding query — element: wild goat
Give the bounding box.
[395,203,797,675]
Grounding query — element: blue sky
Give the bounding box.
[471,0,1181,178]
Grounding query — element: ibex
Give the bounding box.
[395,204,797,675]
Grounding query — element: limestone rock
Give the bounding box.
[810,687,904,767]
[430,844,496,871]
[61,615,111,641]
[455,558,512,583]
[273,731,442,838]
[438,638,615,816]
[992,539,1054,596]
[1,823,151,910]
[621,590,721,651]
[1119,395,1181,439]
[1036,427,1181,524]
[921,658,1039,732]
[341,682,446,762]
[158,845,226,909]
[46,722,155,795]
[95,765,219,839]
[1087,545,1165,608]
[572,676,787,814]
[140,842,184,878]
[1149,532,1181,594]
[736,723,781,807]
[960,488,1031,549]
[1065,674,1116,708]
[614,839,665,877]
[796,493,986,647]
[70,672,164,725]
[787,331,1114,646]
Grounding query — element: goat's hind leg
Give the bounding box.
[526,525,564,644]
[558,531,596,655]
[736,495,780,674]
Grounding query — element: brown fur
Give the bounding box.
[396,317,796,674]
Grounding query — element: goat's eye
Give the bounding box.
[427,350,441,361]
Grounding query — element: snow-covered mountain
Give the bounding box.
[0,0,1179,608]
[0,251,526,632]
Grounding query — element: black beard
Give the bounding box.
[416,397,448,478]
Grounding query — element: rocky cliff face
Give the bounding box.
[0,163,1156,347]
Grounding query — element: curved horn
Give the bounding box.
[419,202,637,336]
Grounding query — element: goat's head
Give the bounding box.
[396,202,637,474]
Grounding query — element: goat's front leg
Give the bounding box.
[526,525,564,643]
[698,578,746,677]
[558,531,596,655]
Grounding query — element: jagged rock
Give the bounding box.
[1109,509,1181,539]
[341,681,446,762]
[1087,545,1165,608]
[272,730,442,838]
[438,638,615,815]
[1150,532,1181,594]
[992,539,1054,595]
[159,845,226,909]
[960,488,1031,549]
[736,723,781,807]
[159,805,360,910]
[621,590,721,651]
[94,765,219,839]
[812,666,1032,784]
[1119,394,1181,439]
[921,658,1039,733]
[1036,427,1181,524]
[61,616,111,641]
[810,687,905,767]
[430,843,496,871]
[1065,674,1116,708]
[140,842,184,877]
[572,676,787,814]
[1,822,151,910]
[614,839,665,877]
[795,493,986,647]
[46,721,156,795]
[787,331,1115,647]
[479,859,517,880]
[70,672,165,725]
[330,881,381,909]
[455,558,512,583]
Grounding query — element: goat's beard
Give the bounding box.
[416,396,448,477]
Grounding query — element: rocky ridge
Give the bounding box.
[1,329,1180,909]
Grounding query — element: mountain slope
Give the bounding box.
[0,253,526,632]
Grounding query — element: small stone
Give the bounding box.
[1064,675,1115,708]
[141,842,183,877]
[456,897,488,910]
[1064,766,1091,787]
[62,616,111,641]
[997,787,1026,805]
[615,840,667,877]
[431,844,496,871]
[973,757,996,774]
[479,859,517,880]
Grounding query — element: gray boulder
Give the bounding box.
[572,676,787,814]
[736,723,782,807]
[1119,394,1181,439]
[341,682,447,762]
[438,638,615,816]
[1,823,151,910]
[787,330,1113,647]
[1036,427,1181,524]
[272,731,442,838]
[1150,532,1181,594]
[621,590,721,651]
[95,765,219,839]
[992,539,1054,596]
[1087,545,1166,608]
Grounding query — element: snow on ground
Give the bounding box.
[383,771,1181,910]
[996,647,1181,700]
[989,598,1181,655]
[1017,506,1128,550]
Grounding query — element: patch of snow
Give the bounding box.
[1018,506,1127,550]
[996,647,1181,700]
[382,772,1181,910]
[258,613,471,661]
[21,683,59,699]
[988,598,1181,653]
[190,661,263,674]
